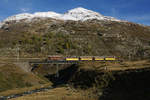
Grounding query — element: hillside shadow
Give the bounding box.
[99,69,150,100]
[45,64,78,87]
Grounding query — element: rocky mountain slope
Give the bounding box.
[0,7,150,60]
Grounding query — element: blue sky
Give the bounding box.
[0,0,150,25]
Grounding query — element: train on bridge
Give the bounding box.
[29,56,119,65]
[46,55,116,61]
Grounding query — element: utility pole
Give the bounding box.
[129,51,131,61]
[42,38,47,55]
[16,44,20,62]
[16,41,22,62]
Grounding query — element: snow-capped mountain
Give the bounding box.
[62,7,120,21]
[2,7,120,22]
[0,8,150,60]
[0,7,121,28]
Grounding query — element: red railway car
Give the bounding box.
[47,55,64,61]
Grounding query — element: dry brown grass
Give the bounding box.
[11,87,98,100]
[104,60,150,71]
[0,63,50,95]
[78,60,150,71]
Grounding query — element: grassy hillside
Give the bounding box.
[0,63,49,93]
[0,19,150,59]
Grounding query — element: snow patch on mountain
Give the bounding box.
[4,13,34,22]
[34,12,61,19]
[62,7,119,21]
[4,12,61,22]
